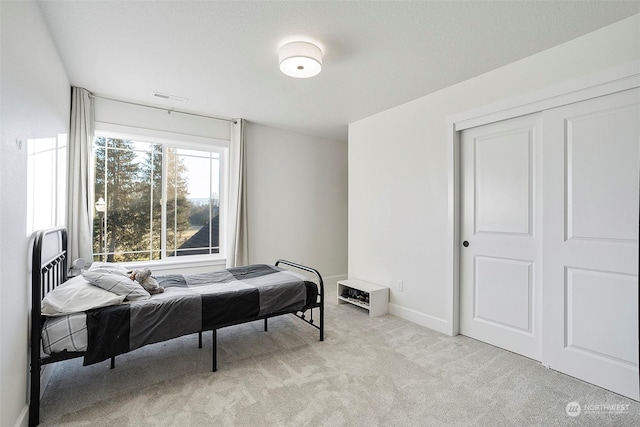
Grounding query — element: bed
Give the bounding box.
[29,226,324,427]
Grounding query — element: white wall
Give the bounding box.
[246,123,348,286]
[348,14,640,334]
[0,1,70,426]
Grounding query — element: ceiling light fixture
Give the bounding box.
[279,41,323,78]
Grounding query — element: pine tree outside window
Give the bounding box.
[92,133,223,262]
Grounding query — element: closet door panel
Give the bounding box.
[542,88,639,401]
[460,113,542,361]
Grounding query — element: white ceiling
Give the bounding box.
[37,1,640,141]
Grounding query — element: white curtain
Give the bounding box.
[226,119,248,267]
[66,87,94,265]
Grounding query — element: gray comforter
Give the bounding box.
[84,264,317,365]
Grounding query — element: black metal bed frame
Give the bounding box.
[29,227,324,427]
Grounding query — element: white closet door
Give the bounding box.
[460,113,543,361]
[542,88,639,400]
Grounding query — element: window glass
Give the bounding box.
[93,134,222,262]
[168,149,220,256]
[27,135,67,235]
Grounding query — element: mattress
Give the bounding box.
[42,312,88,354]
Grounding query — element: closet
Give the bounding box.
[459,88,639,400]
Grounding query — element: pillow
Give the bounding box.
[89,267,128,277]
[88,262,130,276]
[42,275,126,316]
[83,271,150,301]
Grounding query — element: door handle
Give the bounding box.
[463,241,469,247]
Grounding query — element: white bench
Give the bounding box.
[337,279,389,317]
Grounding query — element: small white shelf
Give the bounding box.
[337,279,389,317]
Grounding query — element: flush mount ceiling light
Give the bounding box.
[279,41,323,78]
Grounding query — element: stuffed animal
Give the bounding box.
[129,268,164,294]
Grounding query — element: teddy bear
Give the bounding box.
[129,268,164,295]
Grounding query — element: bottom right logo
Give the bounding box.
[566,401,631,417]
[566,402,581,417]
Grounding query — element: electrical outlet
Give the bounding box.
[395,280,403,291]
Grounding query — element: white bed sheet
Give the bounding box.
[42,312,88,354]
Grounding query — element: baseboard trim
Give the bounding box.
[322,274,347,289]
[14,404,28,427]
[389,303,451,336]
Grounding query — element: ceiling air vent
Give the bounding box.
[151,92,189,103]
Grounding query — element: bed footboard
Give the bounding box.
[210,259,324,371]
[275,259,324,341]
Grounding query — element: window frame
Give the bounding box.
[26,134,67,235]
[92,122,229,268]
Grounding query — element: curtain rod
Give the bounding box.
[88,93,237,124]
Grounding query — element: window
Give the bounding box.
[92,133,224,262]
[27,134,67,235]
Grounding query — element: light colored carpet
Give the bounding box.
[39,285,639,426]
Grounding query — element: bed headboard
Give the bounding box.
[31,226,68,353]
[32,226,68,303]
[30,226,68,427]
